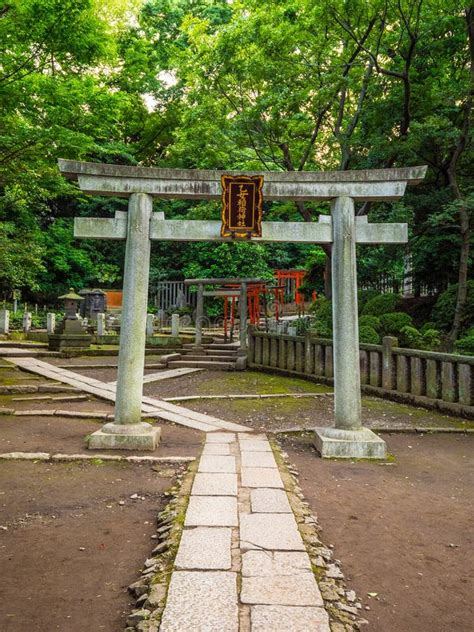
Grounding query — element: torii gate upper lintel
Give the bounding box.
[58,159,427,458]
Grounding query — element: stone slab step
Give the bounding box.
[168,360,236,371]
[182,354,238,362]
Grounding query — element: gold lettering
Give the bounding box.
[236,184,249,226]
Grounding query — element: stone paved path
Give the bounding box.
[160,432,330,632]
[7,357,250,434]
[108,367,202,386]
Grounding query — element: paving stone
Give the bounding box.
[241,467,284,489]
[206,432,236,443]
[251,605,330,632]
[239,440,272,452]
[242,551,312,577]
[175,527,232,570]
[240,514,305,551]
[185,496,238,527]
[239,433,267,441]
[241,574,323,606]
[250,488,292,513]
[160,571,238,632]
[241,451,277,468]
[202,443,231,455]
[198,455,236,473]
[192,473,238,496]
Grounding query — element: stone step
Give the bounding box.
[159,353,183,366]
[168,360,236,371]
[183,354,238,362]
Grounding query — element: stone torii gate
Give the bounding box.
[58,160,426,457]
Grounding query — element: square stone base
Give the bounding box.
[313,427,386,459]
[88,422,161,451]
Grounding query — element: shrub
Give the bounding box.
[358,325,381,344]
[420,322,437,334]
[362,293,401,316]
[454,335,474,356]
[357,289,380,312]
[421,328,441,350]
[400,325,423,348]
[310,319,332,338]
[310,296,332,328]
[380,312,413,336]
[431,281,474,332]
[359,315,382,331]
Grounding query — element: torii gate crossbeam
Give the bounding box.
[58,160,426,458]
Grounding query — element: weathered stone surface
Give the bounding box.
[198,455,236,473]
[251,605,330,632]
[241,451,277,469]
[192,473,238,496]
[88,422,161,451]
[185,496,238,527]
[242,551,312,577]
[206,432,236,443]
[175,528,232,570]
[238,440,272,453]
[250,488,292,513]
[241,574,323,606]
[240,514,305,551]
[159,571,238,632]
[241,467,284,489]
[202,443,231,455]
[313,427,386,459]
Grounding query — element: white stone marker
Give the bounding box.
[0,309,9,334]
[146,313,154,336]
[313,197,386,459]
[88,193,160,450]
[171,312,180,337]
[23,312,32,333]
[46,312,56,334]
[96,312,105,336]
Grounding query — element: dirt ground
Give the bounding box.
[0,459,188,632]
[280,432,474,632]
[0,414,202,458]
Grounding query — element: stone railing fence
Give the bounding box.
[248,328,474,418]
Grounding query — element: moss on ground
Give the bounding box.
[195,371,332,396]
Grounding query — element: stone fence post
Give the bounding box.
[0,309,9,334]
[46,313,56,334]
[23,312,32,333]
[96,313,106,336]
[382,336,398,390]
[247,325,255,364]
[304,332,313,374]
[146,314,155,337]
[171,313,180,337]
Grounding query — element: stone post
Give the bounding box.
[0,309,9,334]
[314,197,386,459]
[23,312,32,333]
[239,282,248,353]
[146,313,155,337]
[96,313,106,336]
[157,308,166,329]
[195,283,204,348]
[171,313,180,337]
[382,336,398,390]
[89,193,160,450]
[46,312,56,335]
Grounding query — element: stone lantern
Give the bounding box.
[48,288,92,352]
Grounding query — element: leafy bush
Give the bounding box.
[8,311,44,330]
[454,335,474,356]
[295,317,311,335]
[309,297,332,328]
[359,325,381,344]
[362,293,401,316]
[359,315,382,331]
[420,322,437,334]
[431,281,474,332]
[421,328,441,349]
[380,312,413,336]
[400,325,423,348]
[357,289,380,312]
[309,319,332,338]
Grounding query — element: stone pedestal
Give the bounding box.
[48,318,92,351]
[313,427,386,459]
[0,309,9,335]
[88,421,161,450]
